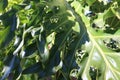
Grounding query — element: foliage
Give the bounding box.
[0,0,120,80]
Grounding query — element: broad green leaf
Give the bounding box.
[71,1,120,80]
[1,0,120,80]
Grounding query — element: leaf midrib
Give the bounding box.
[72,1,120,79]
[88,30,118,80]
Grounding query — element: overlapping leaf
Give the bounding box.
[69,0,120,80]
[1,0,120,80]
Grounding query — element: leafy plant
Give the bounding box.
[0,0,120,80]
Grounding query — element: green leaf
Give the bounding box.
[71,1,120,80]
[22,62,43,74]
[103,8,115,21]
[86,0,96,6]
[0,9,18,48]
[13,64,22,80]
[37,34,50,63]
[20,42,37,58]
[0,27,14,48]
[1,55,20,80]
[0,0,8,12]
[111,7,120,19]
[1,0,120,80]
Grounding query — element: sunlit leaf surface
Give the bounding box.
[0,0,120,80]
